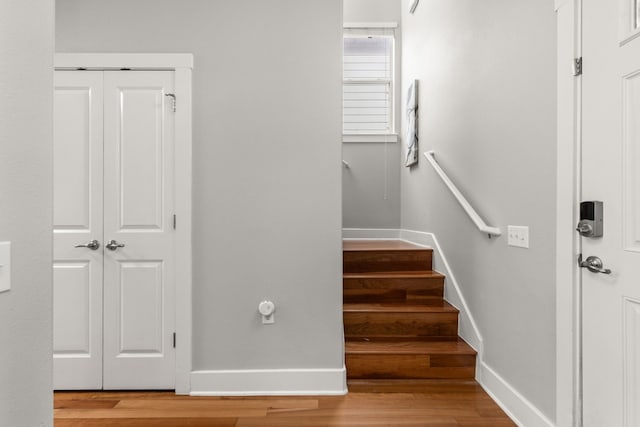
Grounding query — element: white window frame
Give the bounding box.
[343,23,398,143]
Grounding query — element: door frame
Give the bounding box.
[54,53,194,394]
[556,1,583,425]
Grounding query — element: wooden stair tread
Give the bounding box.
[343,240,430,252]
[343,301,458,313]
[346,379,482,393]
[345,338,476,355]
[344,271,443,279]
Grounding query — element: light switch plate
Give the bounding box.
[0,242,11,293]
[507,226,529,249]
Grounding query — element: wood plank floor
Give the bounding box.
[54,380,516,426]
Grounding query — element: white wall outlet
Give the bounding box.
[507,226,529,249]
[0,242,11,293]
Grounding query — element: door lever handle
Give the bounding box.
[105,240,125,251]
[579,255,612,274]
[74,240,100,250]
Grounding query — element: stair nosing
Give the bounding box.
[345,339,477,356]
[343,271,444,279]
[343,301,458,313]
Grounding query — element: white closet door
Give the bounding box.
[53,71,104,389]
[102,71,176,389]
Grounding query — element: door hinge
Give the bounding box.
[573,57,582,76]
[165,93,177,112]
[173,332,176,348]
[173,214,177,230]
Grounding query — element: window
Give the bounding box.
[343,29,395,135]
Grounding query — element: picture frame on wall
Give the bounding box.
[405,80,418,167]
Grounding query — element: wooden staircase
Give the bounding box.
[343,240,476,382]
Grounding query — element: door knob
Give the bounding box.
[576,221,594,236]
[579,255,612,274]
[74,240,100,250]
[105,240,125,251]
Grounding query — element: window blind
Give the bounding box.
[343,30,394,134]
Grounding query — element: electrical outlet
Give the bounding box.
[507,226,529,249]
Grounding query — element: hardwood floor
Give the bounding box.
[54,240,515,426]
[54,381,516,426]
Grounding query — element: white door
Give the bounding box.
[53,71,104,389]
[102,71,176,389]
[582,0,640,425]
[53,70,176,390]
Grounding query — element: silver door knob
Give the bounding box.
[74,240,100,250]
[105,239,125,251]
[580,255,612,274]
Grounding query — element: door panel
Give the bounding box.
[623,297,640,425]
[118,87,166,230]
[102,71,176,390]
[53,86,95,230]
[53,262,92,353]
[53,71,104,390]
[119,260,165,354]
[623,70,640,251]
[582,0,640,424]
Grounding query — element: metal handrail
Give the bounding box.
[424,151,501,237]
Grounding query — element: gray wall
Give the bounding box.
[56,0,344,372]
[344,0,400,22]
[400,0,557,420]
[342,0,401,229]
[0,0,54,425]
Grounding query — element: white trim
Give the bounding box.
[478,362,555,427]
[342,134,399,143]
[190,368,347,396]
[555,0,570,11]
[55,53,194,395]
[173,66,193,395]
[55,53,194,70]
[555,0,582,425]
[344,22,398,29]
[343,28,397,137]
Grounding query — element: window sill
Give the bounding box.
[342,134,398,143]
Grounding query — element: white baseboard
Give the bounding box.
[190,367,347,396]
[478,362,555,427]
